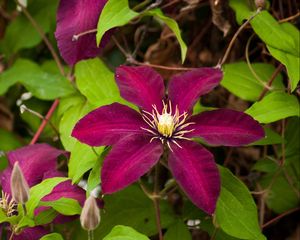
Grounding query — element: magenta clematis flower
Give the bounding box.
[55,0,110,65]
[0,144,86,239]
[72,66,264,214]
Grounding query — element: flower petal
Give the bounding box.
[187,109,265,146]
[12,226,49,240]
[1,144,66,194]
[168,140,220,214]
[55,0,109,65]
[168,67,223,113]
[101,135,163,194]
[72,103,147,146]
[35,170,86,223]
[115,66,165,112]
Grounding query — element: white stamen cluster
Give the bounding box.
[141,101,195,150]
[0,191,17,217]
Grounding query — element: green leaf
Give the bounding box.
[229,2,298,55]
[34,208,58,225]
[17,215,35,229]
[285,117,300,165]
[0,210,19,225]
[250,11,298,56]
[267,46,300,92]
[245,92,300,123]
[0,128,23,170]
[40,198,82,216]
[0,128,23,150]
[229,0,254,25]
[259,171,299,214]
[229,1,300,91]
[25,177,68,217]
[252,158,279,173]
[200,219,240,240]
[250,127,282,146]
[103,225,150,240]
[0,59,75,99]
[221,62,284,101]
[216,166,265,240]
[59,95,104,182]
[40,233,64,240]
[94,185,176,238]
[269,22,300,91]
[144,9,187,63]
[87,148,109,193]
[97,0,187,62]
[0,0,58,56]
[164,219,192,240]
[97,0,139,45]
[75,58,121,107]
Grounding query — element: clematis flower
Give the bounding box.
[72,66,264,214]
[0,144,86,239]
[55,0,110,65]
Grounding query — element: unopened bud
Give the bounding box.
[255,0,266,9]
[10,162,30,204]
[80,196,100,231]
[17,0,27,11]
[20,104,26,114]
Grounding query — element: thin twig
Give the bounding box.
[220,8,262,65]
[258,64,284,101]
[20,105,59,136]
[245,34,272,90]
[279,11,300,22]
[112,36,131,58]
[262,207,300,229]
[128,58,195,71]
[279,119,286,166]
[132,18,152,58]
[30,99,60,144]
[153,164,163,240]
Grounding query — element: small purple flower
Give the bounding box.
[55,0,110,65]
[0,144,86,239]
[72,66,264,214]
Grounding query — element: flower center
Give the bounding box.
[157,113,175,137]
[141,101,195,149]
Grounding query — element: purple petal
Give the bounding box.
[72,103,147,146]
[187,109,265,146]
[168,67,223,113]
[1,144,66,195]
[55,0,109,65]
[115,66,165,112]
[12,226,48,240]
[101,135,163,194]
[168,140,220,214]
[32,170,85,223]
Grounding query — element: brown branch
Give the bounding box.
[128,58,195,71]
[30,99,60,144]
[220,8,262,65]
[279,11,300,23]
[262,207,300,229]
[258,64,284,101]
